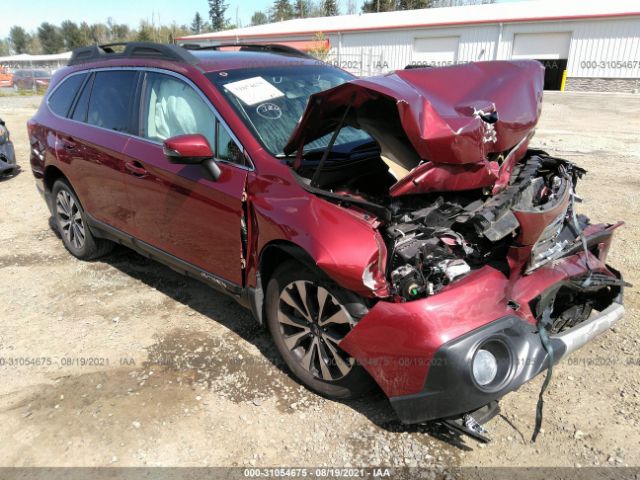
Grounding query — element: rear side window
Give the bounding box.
[87,71,138,133]
[48,73,86,117]
[71,74,94,122]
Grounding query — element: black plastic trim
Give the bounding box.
[85,213,248,302]
[68,42,200,67]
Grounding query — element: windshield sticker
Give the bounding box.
[256,103,282,120]
[224,76,285,106]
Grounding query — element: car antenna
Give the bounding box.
[310,95,355,189]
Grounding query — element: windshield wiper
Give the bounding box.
[310,96,355,189]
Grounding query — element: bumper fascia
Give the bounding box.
[389,294,624,424]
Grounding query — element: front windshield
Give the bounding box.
[206,65,371,156]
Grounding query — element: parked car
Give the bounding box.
[0,117,17,175]
[0,67,13,88]
[12,69,51,91]
[28,42,625,439]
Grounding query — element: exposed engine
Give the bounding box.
[383,152,585,300]
[295,148,587,301]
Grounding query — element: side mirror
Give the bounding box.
[163,134,221,181]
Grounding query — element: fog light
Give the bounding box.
[472,349,498,386]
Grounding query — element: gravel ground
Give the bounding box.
[0,92,638,471]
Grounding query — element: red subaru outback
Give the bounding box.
[28,42,625,439]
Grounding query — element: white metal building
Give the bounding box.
[178,0,640,92]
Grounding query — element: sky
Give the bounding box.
[0,0,523,38]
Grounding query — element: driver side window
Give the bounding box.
[141,72,216,149]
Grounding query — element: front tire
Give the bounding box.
[266,260,373,400]
[52,179,112,260]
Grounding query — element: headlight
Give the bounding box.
[0,125,7,145]
[472,349,498,386]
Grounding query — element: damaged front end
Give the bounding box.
[285,60,617,303]
[284,60,626,430]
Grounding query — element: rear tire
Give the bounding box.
[265,260,373,400]
[52,179,112,260]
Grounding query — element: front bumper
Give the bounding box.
[389,295,624,424]
[339,221,624,424]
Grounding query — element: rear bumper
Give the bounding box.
[389,294,624,424]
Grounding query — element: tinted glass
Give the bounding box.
[48,73,86,117]
[141,72,215,147]
[88,71,138,133]
[216,120,243,165]
[207,66,371,155]
[71,74,94,122]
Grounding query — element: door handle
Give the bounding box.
[125,161,148,177]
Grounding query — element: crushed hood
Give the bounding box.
[284,60,545,195]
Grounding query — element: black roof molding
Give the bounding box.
[68,42,200,66]
[180,43,314,59]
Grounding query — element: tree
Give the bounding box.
[208,0,229,31]
[323,0,339,15]
[90,23,109,44]
[270,0,294,21]
[398,0,432,8]
[110,23,131,42]
[61,21,85,50]
[251,11,269,25]
[9,26,30,54]
[79,22,93,45]
[293,0,310,18]
[361,0,396,13]
[137,21,153,42]
[38,22,64,54]
[0,39,10,56]
[191,12,204,33]
[346,0,357,14]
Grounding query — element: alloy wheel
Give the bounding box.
[56,189,85,250]
[277,280,355,381]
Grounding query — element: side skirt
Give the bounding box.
[85,213,254,311]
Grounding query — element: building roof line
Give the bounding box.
[178,3,640,42]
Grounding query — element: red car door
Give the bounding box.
[122,71,249,286]
[64,70,140,234]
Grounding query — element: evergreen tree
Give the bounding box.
[323,0,339,16]
[191,12,204,33]
[60,21,85,50]
[294,0,310,18]
[9,26,30,54]
[37,22,65,54]
[251,11,269,25]
[208,0,229,31]
[270,0,294,22]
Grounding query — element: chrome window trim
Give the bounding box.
[46,66,254,172]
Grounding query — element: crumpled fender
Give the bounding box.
[246,163,386,297]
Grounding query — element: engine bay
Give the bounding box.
[295,149,586,301]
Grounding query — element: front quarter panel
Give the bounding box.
[248,160,384,297]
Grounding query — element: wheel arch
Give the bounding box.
[249,240,370,325]
[44,164,67,193]
[248,240,321,325]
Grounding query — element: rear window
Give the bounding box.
[48,73,86,117]
[87,71,138,133]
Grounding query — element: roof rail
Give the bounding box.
[68,42,199,66]
[180,43,314,59]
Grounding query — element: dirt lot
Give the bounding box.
[0,92,638,471]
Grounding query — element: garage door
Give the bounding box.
[513,32,571,91]
[512,32,571,60]
[412,36,459,67]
